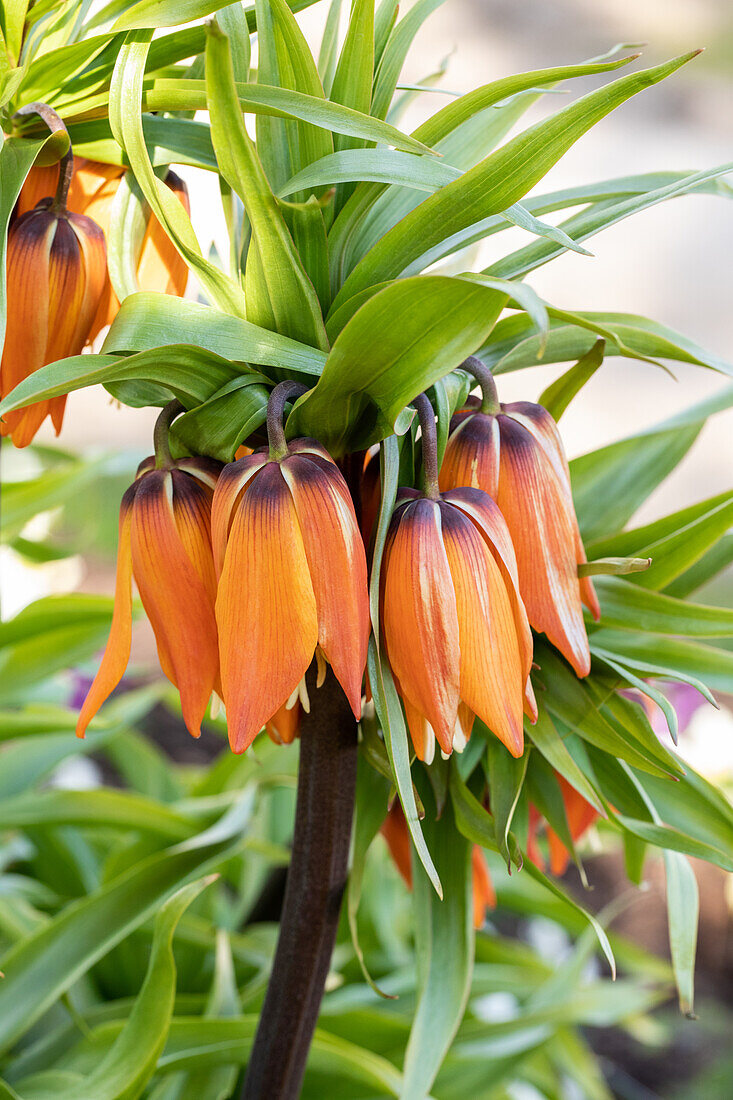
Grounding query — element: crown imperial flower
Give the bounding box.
[211,382,370,753]
[1,195,106,446]
[380,395,535,764]
[440,362,600,676]
[77,406,221,739]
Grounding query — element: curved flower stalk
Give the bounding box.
[1,184,106,446]
[77,404,222,740]
[212,382,370,754]
[382,802,496,928]
[381,394,535,763]
[440,360,600,676]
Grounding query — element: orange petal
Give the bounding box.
[497,415,591,677]
[281,453,369,719]
[216,462,318,753]
[266,701,301,745]
[381,802,413,889]
[76,485,137,737]
[439,411,500,496]
[559,774,599,841]
[443,486,533,687]
[402,695,438,764]
[472,847,496,927]
[17,164,59,215]
[137,171,189,297]
[381,498,460,755]
[210,453,267,576]
[527,804,545,869]
[440,501,524,757]
[131,471,219,738]
[506,403,600,622]
[547,828,571,876]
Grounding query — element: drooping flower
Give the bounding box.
[527,775,599,875]
[0,198,106,446]
[17,161,190,343]
[77,452,222,740]
[212,408,370,754]
[381,484,535,763]
[380,395,535,764]
[440,367,599,677]
[381,802,496,928]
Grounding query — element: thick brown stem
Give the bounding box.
[242,666,358,1100]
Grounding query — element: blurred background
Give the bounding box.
[1,2,732,1096]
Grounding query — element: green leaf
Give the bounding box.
[171,377,270,463]
[579,557,651,577]
[0,789,202,840]
[347,755,394,997]
[0,346,248,420]
[289,275,507,455]
[488,162,733,280]
[371,0,448,121]
[0,796,252,1054]
[590,630,733,695]
[593,576,733,636]
[206,20,328,350]
[367,639,441,898]
[53,878,216,1100]
[486,738,528,870]
[109,30,246,317]
[317,0,343,94]
[329,0,374,156]
[500,201,593,257]
[402,782,473,1100]
[278,147,461,197]
[539,647,683,778]
[526,706,603,814]
[103,292,327,376]
[112,0,320,31]
[539,339,605,421]
[571,423,702,542]
[332,52,699,309]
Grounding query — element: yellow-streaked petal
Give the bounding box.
[497,415,591,677]
[440,501,524,757]
[281,453,369,719]
[131,471,219,738]
[439,411,500,496]
[210,453,267,576]
[443,486,533,688]
[381,498,460,754]
[216,462,318,753]
[506,402,600,621]
[77,485,137,737]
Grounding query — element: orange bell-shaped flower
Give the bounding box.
[77,410,222,740]
[211,383,370,754]
[1,185,106,446]
[381,395,535,764]
[440,361,600,677]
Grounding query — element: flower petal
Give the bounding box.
[381,498,460,754]
[131,471,219,738]
[76,484,137,737]
[216,462,318,753]
[210,453,267,576]
[497,415,591,677]
[281,453,369,719]
[439,411,500,496]
[472,847,496,927]
[440,501,524,757]
[506,402,600,621]
[266,700,301,745]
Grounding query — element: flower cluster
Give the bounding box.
[1,138,189,447]
[78,364,598,776]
